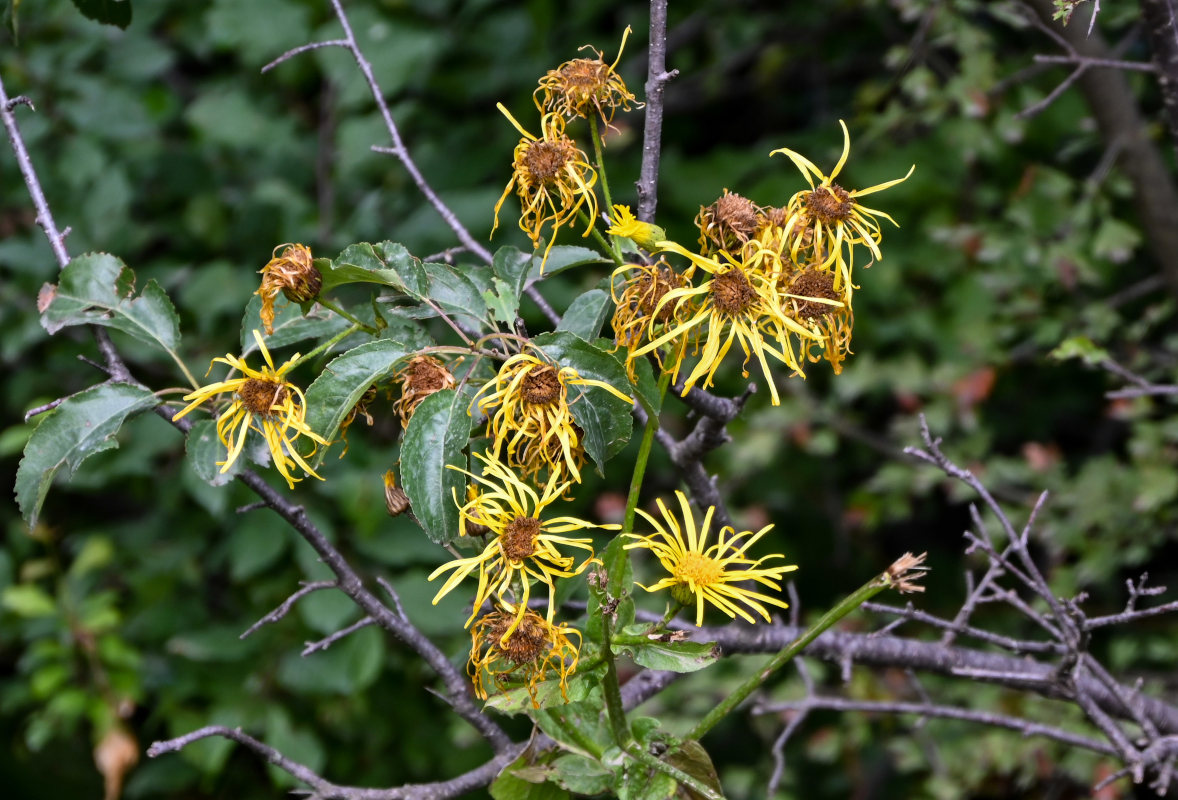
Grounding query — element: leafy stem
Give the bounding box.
[623,368,673,533]
[287,323,362,370]
[588,115,624,263]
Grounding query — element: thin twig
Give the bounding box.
[240,580,339,639]
[261,39,350,73]
[1032,53,1157,71]
[303,616,376,656]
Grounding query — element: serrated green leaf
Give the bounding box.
[304,339,414,443]
[550,754,615,796]
[15,382,157,527]
[556,289,611,341]
[533,332,633,474]
[70,0,131,29]
[526,245,611,284]
[239,294,353,355]
[185,419,241,486]
[493,245,532,306]
[422,260,488,327]
[490,753,571,800]
[612,626,719,673]
[2,584,58,618]
[532,693,612,757]
[319,241,427,295]
[399,389,470,545]
[483,276,519,324]
[39,252,180,356]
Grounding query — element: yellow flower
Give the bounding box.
[492,105,599,271]
[606,204,666,252]
[428,454,610,633]
[781,266,855,374]
[634,241,820,404]
[172,330,328,489]
[610,259,691,380]
[534,26,639,126]
[770,120,913,290]
[393,355,456,427]
[473,351,632,483]
[624,491,797,627]
[468,605,582,707]
[256,243,322,335]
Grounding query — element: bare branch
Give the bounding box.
[148,726,336,794]
[303,616,376,656]
[636,0,678,222]
[240,580,339,640]
[261,39,349,73]
[23,398,65,423]
[1033,53,1157,71]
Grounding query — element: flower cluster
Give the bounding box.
[610,120,913,397]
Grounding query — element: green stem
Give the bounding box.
[171,352,201,392]
[548,712,606,759]
[588,115,624,263]
[625,745,725,800]
[598,610,632,747]
[287,323,361,370]
[622,369,672,533]
[687,572,891,741]
[580,210,624,266]
[316,296,378,334]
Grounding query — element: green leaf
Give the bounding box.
[483,276,519,324]
[185,419,241,487]
[399,389,471,545]
[39,252,180,356]
[304,339,414,443]
[319,242,428,296]
[532,694,612,757]
[483,663,605,715]
[616,762,677,800]
[550,754,615,796]
[556,289,611,341]
[15,382,157,527]
[493,245,532,308]
[533,332,633,474]
[422,260,488,327]
[1049,335,1110,366]
[612,626,720,673]
[2,584,58,618]
[239,294,353,355]
[70,0,131,29]
[664,740,724,800]
[490,753,571,800]
[587,536,634,643]
[527,245,611,283]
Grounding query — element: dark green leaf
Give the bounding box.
[399,389,470,545]
[39,252,180,356]
[185,419,240,487]
[493,245,532,308]
[532,693,611,757]
[70,0,131,29]
[304,339,414,443]
[15,382,157,527]
[422,260,487,327]
[490,753,571,800]
[556,289,611,341]
[238,294,352,355]
[526,245,611,284]
[550,754,615,796]
[533,332,633,474]
[483,663,605,715]
[319,242,427,295]
[612,625,720,673]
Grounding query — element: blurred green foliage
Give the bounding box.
[3,0,1177,798]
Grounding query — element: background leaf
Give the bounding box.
[70,0,130,29]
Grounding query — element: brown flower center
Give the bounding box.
[638,267,683,321]
[409,358,452,393]
[807,184,853,223]
[488,613,548,663]
[559,59,609,93]
[789,270,840,319]
[239,377,287,416]
[524,140,572,183]
[522,365,562,406]
[708,191,760,239]
[501,516,541,561]
[710,268,757,317]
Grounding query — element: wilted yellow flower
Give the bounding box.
[606,204,666,252]
[610,259,691,380]
[428,454,606,633]
[696,190,762,255]
[172,330,327,489]
[473,351,631,483]
[781,267,854,374]
[634,241,820,404]
[770,120,913,290]
[492,105,599,271]
[624,490,797,627]
[534,26,639,126]
[256,243,322,335]
[393,355,456,427]
[383,470,410,517]
[469,606,582,707]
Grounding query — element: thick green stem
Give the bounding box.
[622,369,672,533]
[316,296,379,334]
[598,611,632,747]
[687,572,890,741]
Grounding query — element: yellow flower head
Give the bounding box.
[473,351,631,484]
[534,26,639,126]
[469,605,582,707]
[624,491,797,627]
[781,266,855,374]
[172,330,328,489]
[393,355,457,428]
[428,453,609,633]
[770,120,913,289]
[610,259,692,380]
[606,204,666,253]
[256,243,322,335]
[634,241,821,404]
[492,106,599,271]
[696,190,762,255]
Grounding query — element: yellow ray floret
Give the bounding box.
[172,330,328,489]
[624,490,797,627]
